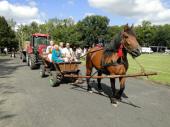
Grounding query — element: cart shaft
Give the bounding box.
[64,72,157,79]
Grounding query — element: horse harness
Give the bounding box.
[87,45,126,75]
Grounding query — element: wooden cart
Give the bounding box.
[40,56,81,87]
[49,61,81,87]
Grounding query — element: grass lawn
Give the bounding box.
[127,53,170,85]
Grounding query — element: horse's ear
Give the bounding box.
[124,23,129,32]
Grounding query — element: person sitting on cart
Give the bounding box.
[46,40,54,62]
[52,44,64,63]
[62,43,78,62]
[59,42,65,54]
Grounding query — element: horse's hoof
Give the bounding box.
[110,98,118,105]
[112,103,118,107]
[87,88,93,93]
[116,101,119,104]
[88,90,93,94]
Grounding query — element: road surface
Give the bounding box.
[0,55,170,127]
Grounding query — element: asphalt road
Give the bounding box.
[0,55,170,127]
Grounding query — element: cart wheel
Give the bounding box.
[49,71,62,87]
[40,65,46,78]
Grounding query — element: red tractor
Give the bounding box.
[22,33,50,69]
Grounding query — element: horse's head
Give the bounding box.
[121,24,141,58]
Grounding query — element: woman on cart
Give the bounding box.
[52,44,64,63]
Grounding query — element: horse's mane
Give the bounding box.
[104,28,136,56]
[104,32,122,56]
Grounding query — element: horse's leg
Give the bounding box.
[86,65,93,92]
[110,78,117,105]
[97,71,102,92]
[116,77,126,100]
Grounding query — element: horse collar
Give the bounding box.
[117,44,123,57]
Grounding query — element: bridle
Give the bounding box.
[120,32,135,55]
[121,32,146,73]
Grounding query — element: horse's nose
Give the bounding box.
[136,48,141,56]
[132,48,141,57]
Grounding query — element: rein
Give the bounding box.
[80,47,104,58]
[133,58,146,74]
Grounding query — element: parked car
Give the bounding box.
[165,49,170,54]
[141,47,153,54]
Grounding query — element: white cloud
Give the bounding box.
[88,0,170,25]
[0,0,44,24]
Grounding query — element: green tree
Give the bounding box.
[77,15,109,46]
[48,18,81,45]
[154,24,170,48]
[0,16,18,49]
[30,22,39,34]
[135,21,155,46]
[16,25,31,49]
[107,25,122,42]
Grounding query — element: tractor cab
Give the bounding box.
[27,33,50,69]
[28,33,50,54]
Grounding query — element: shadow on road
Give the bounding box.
[0,57,20,122]
[0,99,17,121]
[0,99,6,105]
[0,111,16,121]
[0,57,26,77]
[70,80,141,108]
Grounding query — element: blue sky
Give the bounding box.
[1,0,170,25]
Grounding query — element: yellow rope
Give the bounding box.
[133,58,146,74]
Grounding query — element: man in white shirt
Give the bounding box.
[59,42,65,54]
[63,43,77,62]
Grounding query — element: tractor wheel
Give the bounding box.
[40,65,46,78]
[29,54,37,69]
[49,71,62,87]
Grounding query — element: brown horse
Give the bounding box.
[86,24,141,105]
